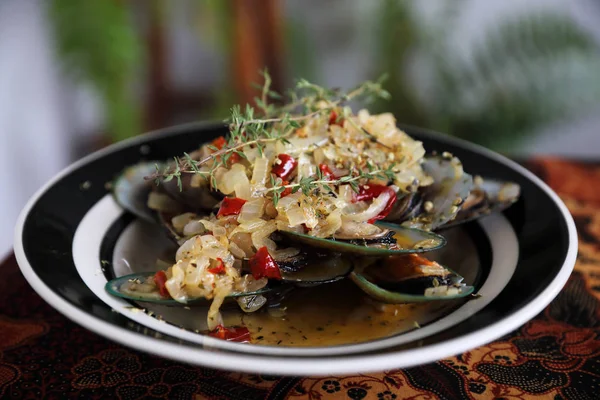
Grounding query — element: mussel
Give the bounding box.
[113,161,222,220]
[383,155,520,232]
[350,254,474,303]
[106,255,353,306]
[279,222,446,256]
[440,178,521,229]
[112,162,160,223]
[385,154,474,230]
[105,272,277,306]
[109,152,520,311]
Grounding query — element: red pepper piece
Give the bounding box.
[208,325,251,342]
[249,246,282,280]
[319,164,334,180]
[369,189,397,223]
[354,183,387,202]
[211,136,241,166]
[280,180,293,197]
[211,136,227,150]
[228,152,241,165]
[272,154,297,181]
[207,258,226,274]
[353,184,398,223]
[329,110,344,126]
[153,271,170,298]
[217,197,247,218]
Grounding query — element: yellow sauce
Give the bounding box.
[222,280,462,346]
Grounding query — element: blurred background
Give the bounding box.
[3,0,600,256]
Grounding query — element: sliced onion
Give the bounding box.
[183,220,207,237]
[238,198,266,223]
[165,261,188,302]
[230,232,254,257]
[251,156,270,187]
[251,220,277,251]
[342,191,391,222]
[207,295,225,330]
[311,209,342,238]
[275,194,299,211]
[337,220,382,238]
[297,153,315,179]
[183,256,210,288]
[228,241,247,259]
[302,203,318,229]
[171,213,197,234]
[176,236,203,261]
[229,219,267,238]
[284,205,305,227]
[218,164,249,197]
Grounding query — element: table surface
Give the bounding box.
[2,157,599,400]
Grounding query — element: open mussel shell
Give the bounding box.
[160,173,223,212]
[112,162,162,223]
[236,253,352,287]
[105,272,279,306]
[280,255,353,287]
[440,178,521,230]
[350,256,474,303]
[350,272,474,303]
[395,155,474,230]
[157,211,185,243]
[280,222,446,257]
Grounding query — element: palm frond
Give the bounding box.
[429,12,600,149]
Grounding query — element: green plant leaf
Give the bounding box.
[50,0,143,142]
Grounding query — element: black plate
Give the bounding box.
[14,122,576,375]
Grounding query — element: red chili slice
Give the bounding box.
[249,246,282,280]
[280,180,293,197]
[153,271,170,298]
[217,197,247,218]
[272,154,297,181]
[228,152,241,165]
[207,258,226,274]
[319,164,334,180]
[211,136,227,150]
[208,325,251,342]
[369,189,397,223]
[329,110,343,126]
[353,184,398,223]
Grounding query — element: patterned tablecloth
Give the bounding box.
[2,157,599,399]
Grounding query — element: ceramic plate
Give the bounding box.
[14,122,577,375]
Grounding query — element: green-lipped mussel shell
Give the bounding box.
[280,256,353,287]
[440,179,521,230]
[112,162,161,223]
[279,222,446,257]
[105,272,277,306]
[350,271,474,303]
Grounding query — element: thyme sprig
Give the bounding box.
[149,70,391,194]
[267,163,398,206]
